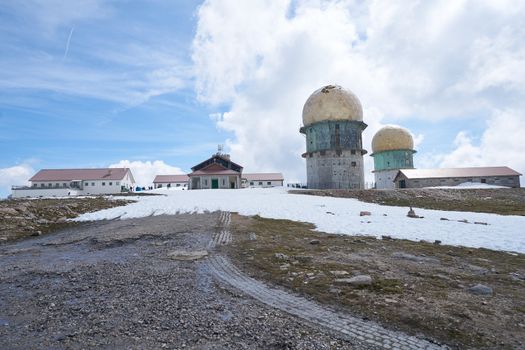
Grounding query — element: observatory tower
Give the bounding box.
[300,85,367,189]
[371,126,416,189]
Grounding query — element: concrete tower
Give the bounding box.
[300,85,367,189]
[371,126,416,189]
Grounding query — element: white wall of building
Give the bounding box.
[154,181,188,189]
[243,180,283,188]
[374,169,398,189]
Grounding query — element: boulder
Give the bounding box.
[334,275,372,286]
[330,270,349,276]
[167,250,208,261]
[309,239,320,245]
[359,211,371,216]
[467,284,493,296]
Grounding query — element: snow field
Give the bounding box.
[76,187,525,253]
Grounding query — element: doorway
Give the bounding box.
[211,179,219,189]
[399,180,406,188]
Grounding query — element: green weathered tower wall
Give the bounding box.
[372,150,415,172]
[302,120,366,153]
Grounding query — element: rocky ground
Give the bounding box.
[0,214,368,350]
[227,214,525,349]
[0,197,132,242]
[290,188,525,216]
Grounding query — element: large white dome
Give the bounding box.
[372,125,414,154]
[302,85,363,126]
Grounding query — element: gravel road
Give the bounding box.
[0,213,369,349]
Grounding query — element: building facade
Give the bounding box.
[300,85,367,189]
[242,173,284,188]
[11,168,136,198]
[393,167,521,188]
[371,126,416,189]
[153,175,189,189]
[188,154,243,190]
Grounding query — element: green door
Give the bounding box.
[211,179,219,189]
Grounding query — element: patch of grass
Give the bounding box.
[225,214,525,349]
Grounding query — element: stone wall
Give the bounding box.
[306,150,364,189]
[374,169,399,189]
[396,175,521,188]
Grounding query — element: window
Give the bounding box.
[102,182,105,186]
[116,182,120,186]
[92,182,95,186]
[85,182,89,186]
[63,183,67,187]
[259,182,263,185]
[481,178,486,183]
[55,183,59,187]
[351,162,357,167]
[267,182,271,185]
[204,179,208,186]
[32,184,37,187]
[222,179,225,185]
[176,184,180,187]
[41,184,45,188]
[351,150,356,155]
[158,184,163,188]
[109,182,112,186]
[48,183,52,187]
[250,181,254,185]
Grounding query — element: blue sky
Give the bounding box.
[1,0,524,196]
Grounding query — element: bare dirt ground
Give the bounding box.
[0,214,368,350]
[0,197,132,242]
[226,214,525,349]
[290,188,525,216]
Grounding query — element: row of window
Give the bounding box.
[249,181,273,186]
[33,182,121,188]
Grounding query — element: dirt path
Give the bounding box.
[207,212,445,350]
[0,213,368,349]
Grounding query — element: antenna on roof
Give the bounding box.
[217,144,224,155]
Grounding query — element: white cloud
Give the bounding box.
[192,0,525,184]
[0,164,35,197]
[109,160,184,187]
[438,110,525,173]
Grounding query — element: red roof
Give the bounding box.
[395,166,522,180]
[243,173,284,181]
[153,175,189,183]
[189,163,241,176]
[29,168,132,181]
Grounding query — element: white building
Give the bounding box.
[242,173,284,188]
[11,168,135,198]
[153,175,189,189]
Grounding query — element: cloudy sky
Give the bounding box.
[1,0,524,196]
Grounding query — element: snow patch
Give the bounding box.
[75,187,525,253]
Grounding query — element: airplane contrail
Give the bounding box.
[62,27,74,62]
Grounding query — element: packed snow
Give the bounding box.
[426,182,509,189]
[76,187,525,253]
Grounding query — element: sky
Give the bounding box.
[1,0,524,197]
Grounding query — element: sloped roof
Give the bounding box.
[395,167,522,180]
[191,154,243,172]
[243,173,284,181]
[153,175,189,183]
[29,168,133,182]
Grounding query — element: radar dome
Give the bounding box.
[371,125,414,154]
[302,85,363,126]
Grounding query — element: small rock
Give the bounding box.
[309,239,320,245]
[334,275,372,286]
[326,211,335,215]
[381,235,393,240]
[416,297,426,302]
[434,240,441,245]
[474,221,488,225]
[440,217,449,221]
[383,214,387,216]
[248,232,257,241]
[31,231,42,237]
[384,298,398,304]
[330,270,349,276]
[359,211,371,216]
[36,219,50,224]
[167,250,208,261]
[279,264,290,270]
[467,284,493,296]
[407,207,419,218]
[457,219,469,224]
[274,252,289,260]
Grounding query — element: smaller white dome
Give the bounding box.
[372,126,414,153]
[302,85,363,126]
